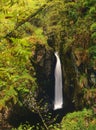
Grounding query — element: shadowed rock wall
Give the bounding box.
[31,43,56,110]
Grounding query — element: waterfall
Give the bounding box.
[54,52,63,110]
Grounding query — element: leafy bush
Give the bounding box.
[60,109,96,130]
[91,32,96,40]
[0,37,38,109]
[89,7,96,17]
[90,23,96,32]
[88,45,96,59]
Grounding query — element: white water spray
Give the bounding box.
[54,52,63,110]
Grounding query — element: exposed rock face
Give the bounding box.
[31,42,80,111]
[61,48,80,110]
[31,43,56,111]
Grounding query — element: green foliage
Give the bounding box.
[87,45,96,74]
[0,37,38,108]
[1,0,96,129]
[90,23,96,32]
[0,0,48,108]
[60,109,96,130]
[89,7,96,17]
[91,32,96,40]
[72,87,96,109]
[89,45,96,60]
[83,88,96,107]
[12,122,35,130]
[0,0,46,38]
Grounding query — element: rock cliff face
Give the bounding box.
[31,43,56,110]
[33,42,90,111]
[30,42,80,112]
[61,48,80,110]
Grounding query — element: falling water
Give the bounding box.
[54,52,63,110]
